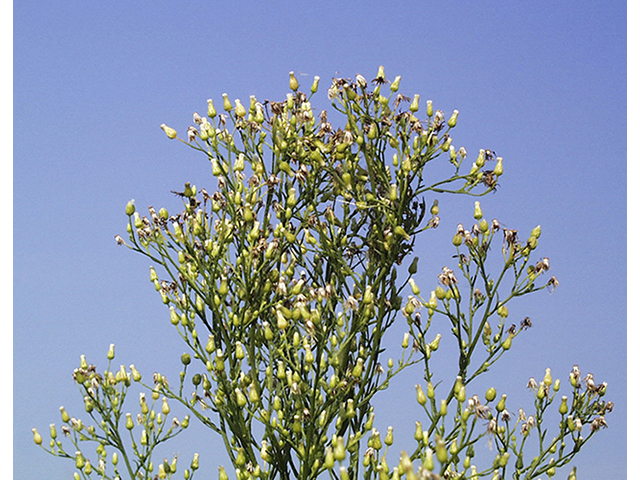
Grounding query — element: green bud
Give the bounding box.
[207,98,217,118]
[426,382,435,399]
[75,451,85,469]
[439,399,448,416]
[416,385,427,406]
[453,233,463,247]
[409,278,420,295]
[435,436,448,463]
[289,71,299,91]
[333,437,346,461]
[409,94,420,113]
[222,93,233,112]
[447,109,459,128]
[424,448,434,471]
[473,201,483,220]
[414,422,423,442]
[311,76,320,94]
[426,100,433,117]
[125,413,134,430]
[181,353,191,365]
[496,394,507,412]
[559,396,568,415]
[107,343,115,360]
[384,426,394,445]
[125,200,136,216]
[486,387,497,402]
[408,256,419,275]
[32,428,42,445]
[160,124,177,139]
[60,406,70,423]
[323,447,335,468]
[390,76,401,92]
[494,157,503,176]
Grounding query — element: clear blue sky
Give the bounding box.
[14,2,626,478]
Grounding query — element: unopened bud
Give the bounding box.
[447,110,459,128]
[494,157,503,176]
[473,201,483,220]
[311,76,320,94]
[125,200,136,216]
[160,124,177,139]
[390,76,401,92]
[409,94,420,113]
[234,99,246,118]
[32,428,42,445]
[289,71,299,91]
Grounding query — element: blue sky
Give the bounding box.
[14,2,627,478]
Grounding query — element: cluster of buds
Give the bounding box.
[34,345,194,479]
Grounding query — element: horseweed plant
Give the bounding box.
[34,67,612,480]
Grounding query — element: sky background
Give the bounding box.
[14,2,627,479]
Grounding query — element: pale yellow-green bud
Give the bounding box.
[323,447,335,468]
[559,396,568,415]
[402,332,410,349]
[160,124,177,139]
[384,426,394,445]
[289,71,299,91]
[494,157,503,176]
[235,388,247,408]
[32,428,42,445]
[190,453,200,470]
[75,451,85,469]
[311,76,320,94]
[125,413,134,430]
[409,94,420,113]
[496,394,507,412]
[233,153,246,172]
[439,399,448,416]
[486,387,497,402]
[435,436,448,463]
[333,436,346,461]
[427,290,438,309]
[409,278,420,295]
[60,406,70,423]
[544,368,553,386]
[426,100,433,117]
[125,200,136,216]
[424,448,434,471]
[219,466,229,480]
[390,76,401,92]
[222,93,233,112]
[447,109,459,128]
[234,99,246,118]
[207,98,217,118]
[162,397,170,415]
[473,201,483,220]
